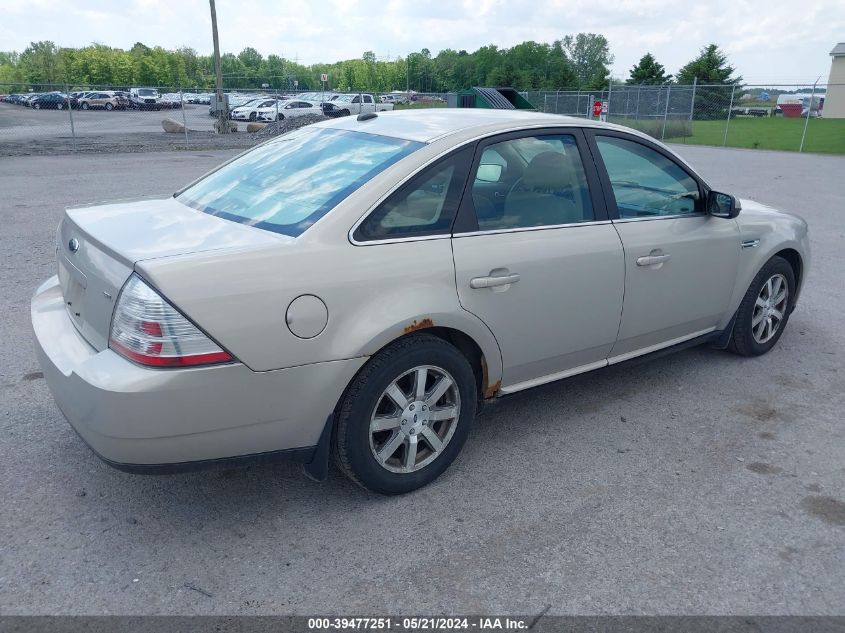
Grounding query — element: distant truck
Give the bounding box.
[129,87,161,111]
[776,93,824,118]
[320,93,394,117]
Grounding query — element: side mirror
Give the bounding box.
[708,190,741,219]
[476,163,503,183]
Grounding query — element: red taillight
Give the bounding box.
[109,274,234,368]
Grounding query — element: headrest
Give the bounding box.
[521,151,575,190]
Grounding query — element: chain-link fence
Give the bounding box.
[0,83,449,155]
[525,83,840,154]
[1,81,840,155]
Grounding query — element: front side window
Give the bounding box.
[470,134,594,230]
[354,147,472,241]
[595,136,700,218]
[177,128,423,237]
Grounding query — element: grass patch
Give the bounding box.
[608,115,845,154]
[665,117,845,154]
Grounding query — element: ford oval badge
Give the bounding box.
[68,238,80,253]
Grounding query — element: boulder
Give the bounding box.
[247,122,267,133]
[161,118,185,134]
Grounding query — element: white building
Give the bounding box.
[825,43,845,119]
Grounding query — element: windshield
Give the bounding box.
[138,89,157,96]
[177,128,423,237]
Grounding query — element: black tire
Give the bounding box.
[249,112,256,121]
[33,102,41,110]
[105,102,113,111]
[81,102,89,110]
[729,255,796,357]
[333,333,477,495]
[340,109,350,117]
[277,113,285,121]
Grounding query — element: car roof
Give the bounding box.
[313,108,653,144]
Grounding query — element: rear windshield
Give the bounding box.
[176,128,423,237]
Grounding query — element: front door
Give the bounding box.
[587,132,741,361]
[451,130,625,392]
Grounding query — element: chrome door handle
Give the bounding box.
[636,254,671,266]
[470,273,521,289]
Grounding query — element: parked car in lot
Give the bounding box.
[32,110,809,494]
[78,92,124,111]
[231,98,284,121]
[257,99,322,121]
[129,87,161,110]
[321,93,394,117]
[157,93,183,109]
[30,92,74,110]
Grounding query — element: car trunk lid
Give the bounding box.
[57,196,288,351]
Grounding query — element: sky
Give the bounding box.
[1,0,843,85]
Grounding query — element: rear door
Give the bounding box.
[451,129,625,391]
[586,130,741,360]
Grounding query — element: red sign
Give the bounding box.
[593,101,602,117]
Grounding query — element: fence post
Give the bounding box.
[723,84,736,147]
[544,93,547,113]
[275,97,280,133]
[635,84,641,121]
[556,90,560,115]
[799,78,819,153]
[180,89,188,149]
[606,82,612,121]
[587,93,592,119]
[689,77,697,121]
[65,83,77,152]
[661,84,671,140]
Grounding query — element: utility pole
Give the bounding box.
[209,0,228,134]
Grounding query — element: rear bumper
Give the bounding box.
[31,276,367,471]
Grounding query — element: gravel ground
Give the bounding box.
[0,103,328,155]
[0,145,843,616]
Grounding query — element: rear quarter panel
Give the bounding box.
[137,238,502,384]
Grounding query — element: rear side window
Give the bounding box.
[354,147,473,242]
[470,134,594,230]
[177,128,423,237]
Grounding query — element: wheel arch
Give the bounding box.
[773,248,803,303]
[357,319,503,402]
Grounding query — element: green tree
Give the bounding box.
[562,33,613,90]
[677,44,742,120]
[19,41,61,85]
[627,52,671,84]
[676,44,741,84]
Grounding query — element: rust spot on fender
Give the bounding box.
[480,356,500,399]
[483,380,501,399]
[403,318,434,334]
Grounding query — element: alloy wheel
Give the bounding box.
[368,365,461,474]
[752,273,788,344]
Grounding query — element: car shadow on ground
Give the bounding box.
[57,342,742,521]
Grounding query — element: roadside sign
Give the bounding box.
[593,101,602,117]
[320,74,328,83]
[294,80,299,87]
[601,101,608,114]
